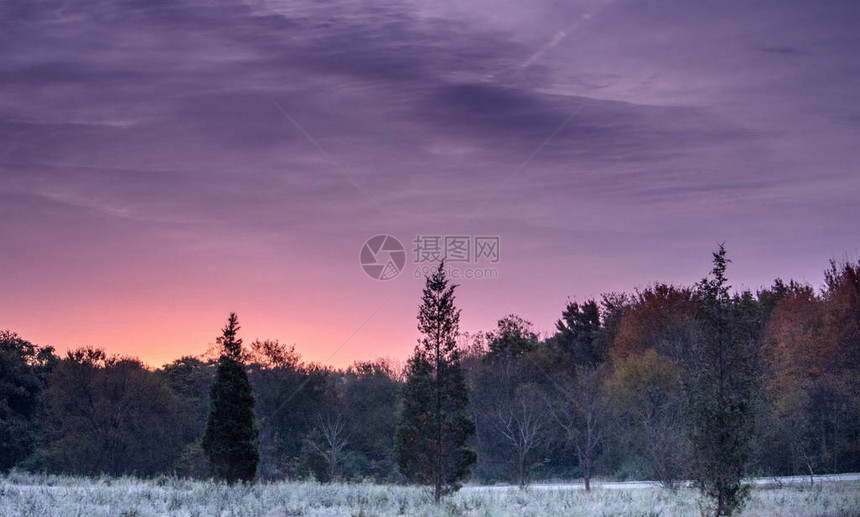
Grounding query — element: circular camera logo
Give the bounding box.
[360,235,406,280]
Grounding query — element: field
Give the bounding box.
[1,472,858,516]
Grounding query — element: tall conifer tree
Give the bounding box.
[687,246,758,516]
[202,313,259,483]
[397,262,476,502]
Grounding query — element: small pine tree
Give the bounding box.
[687,245,758,516]
[202,313,259,483]
[397,262,476,502]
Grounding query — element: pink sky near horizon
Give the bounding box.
[4,238,851,369]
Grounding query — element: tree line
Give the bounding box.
[1,248,858,514]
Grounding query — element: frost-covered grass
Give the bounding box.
[1,471,858,516]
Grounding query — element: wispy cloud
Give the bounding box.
[1,0,858,364]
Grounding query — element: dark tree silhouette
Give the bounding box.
[341,360,402,481]
[398,262,476,502]
[202,313,259,483]
[553,299,603,366]
[161,356,215,478]
[0,331,54,472]
[486,314,538,361]
[41,348,181,476]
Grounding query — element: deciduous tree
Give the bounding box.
[0,331,55,472]
[547,365,608,491]
[41,348,181,476]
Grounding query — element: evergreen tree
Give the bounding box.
[687,245,758,516]
[202,313,259,483]
[553,299,603,366]
[397,262,476,502]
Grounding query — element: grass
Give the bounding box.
[1,472,858,516]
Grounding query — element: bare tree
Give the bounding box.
[494,383,548,487]
[642,408,689,489]
[307,413,350,481]
[547,366,607,491]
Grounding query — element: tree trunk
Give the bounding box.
[435,330,443,503]
[584,456,591,491]
[519,451,526,488]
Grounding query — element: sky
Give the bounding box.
[1,0,858,368]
